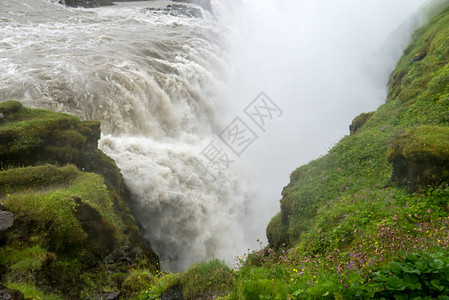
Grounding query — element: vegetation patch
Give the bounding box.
[181,259,235,299]
[0,102,159,299]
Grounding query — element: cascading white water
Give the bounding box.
[0,0,431,270]
[0,0,253,270]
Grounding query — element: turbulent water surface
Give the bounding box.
[0,0,429,270]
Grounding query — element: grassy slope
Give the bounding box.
[226,3,449,299]
[268,3,449,251]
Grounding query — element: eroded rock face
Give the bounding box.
[388,126,449,192]
[390,154,449,192]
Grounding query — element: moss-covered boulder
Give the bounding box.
[388,125,449,192]
[0,101,159,299]
[266,212,288,249]
[349,112,374,135]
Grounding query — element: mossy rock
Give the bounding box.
[0,100,22,114]
[388,126,449,192]
[181,259,234,299]
[349,112,374,135]
[0,102,160,298]
[266,213,288,250]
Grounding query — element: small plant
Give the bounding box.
[139,272,180,300]
[122,269,154,297]
[362,251,449,298]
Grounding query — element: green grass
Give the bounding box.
[6,245,50,274]
[268,0,449,252]
[139,272,180,300]
[248,3,449,299]
[181,259,235,299]
[2,165,122,251]
[121,269,155,298]
[387,125,449,161]
[6,281,64,300]
[0,164,79,194]
[0,102,159,298]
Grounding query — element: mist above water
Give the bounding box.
[0,0,433,270]
[222,0,428,233]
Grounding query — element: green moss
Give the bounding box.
[349,112,374,135]
[122,269,154,297]
[2,166,122,252]
[266,212,288,249]
[181,259,234,299]
[0,100,22,114]
[140,273,180,300]
[388,125,449,162]
[5,245,50,273]
[0,164,79,194]
[53,129,87,146]
[0,103,159,298]
[6,281,63,300]
[267,0,449,251]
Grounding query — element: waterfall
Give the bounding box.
[0,0,428,270]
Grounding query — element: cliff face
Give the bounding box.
[267,5,449,250]
[0,101,158,299]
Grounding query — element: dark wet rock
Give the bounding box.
[173,0,212,13]
[73,197,117,256]
[0,284,24,300]
[0,291,10,300]
[411,50,427,64]
[145,4,203,19]
[58,0,113,8]
[0,211,13,232]
[349,112,374,135]
[159,285,184,300]
[95,291,120,300]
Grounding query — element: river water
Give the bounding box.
[0,0,428,270]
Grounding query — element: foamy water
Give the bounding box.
[0,0,430,270]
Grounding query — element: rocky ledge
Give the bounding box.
[0,101,158,299]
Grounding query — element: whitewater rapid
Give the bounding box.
[0,0,256,270]
[0,0,430,270]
